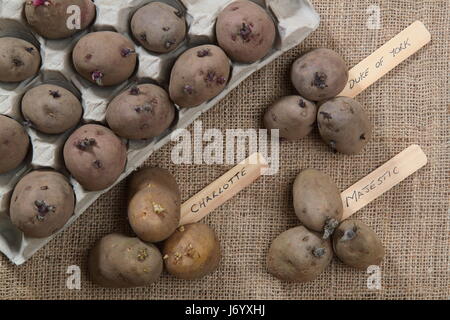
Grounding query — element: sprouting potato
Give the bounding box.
[317,96,372,154]
[332,219,385,270]
[293,169,343,239]
[267,226,333,282]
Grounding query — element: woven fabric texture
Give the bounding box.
[0,0,449,300]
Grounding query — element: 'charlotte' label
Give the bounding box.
[190,168,247,214]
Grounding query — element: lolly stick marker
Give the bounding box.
[339,21,431,98]
[180,153,268,226]
[340,144,427,220]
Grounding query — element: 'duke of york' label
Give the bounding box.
[180,153,268,226]
[339,21,431,98]
[341,145,428,220]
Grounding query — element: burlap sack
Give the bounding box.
[0,0,448,300]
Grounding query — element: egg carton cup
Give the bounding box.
[0,0,319,265]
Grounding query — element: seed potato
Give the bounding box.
[216,0,276,63]
[332,219,385,270]
[293,169,343,239]
[72,31,137,86]
[131,2,186,54]
[0,115,30,174]
[291,48,348,101]
[169,44,230,108]
[106,84,175,140]
[163,223,221,280]
[25,0,96,39]
[63,124,127,191]
[9,170,75,238]
[89,233,163,288]
[0,37,40,83]
[21,84,82,134]
[267,226,333,282]
[264,95,317,140]
[128,167,181,243]
[317,96,372,154]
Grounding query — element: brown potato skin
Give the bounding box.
[333,219,385,270]
[0,37,40,83]
[89,233,163,288]
[22,84,82,134]
[128,167,181,243]
[10,170,75,238]
[264,95,317,140]
[169,44,230,108]
[25,0,96,39]
[0,115,30,174]
[293,169,343,235]
[106,84,175,140]
[131,2,186,54]
[317,97,372,154]
[291,48,348,101]
[267,226,333,282]
[72,31,137,86]
[63,124,127,191]
[216,0,276,63]
[163,223,221,280]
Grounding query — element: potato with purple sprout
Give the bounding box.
[0,37,40,83]
[106,84,175,140]
[63,124,127,191]
[216,0,276,63]
[72,31,137,86]
[25,0,96,39]
[131,2,186,54]
[10,170,75,238]
[169,44,230,108]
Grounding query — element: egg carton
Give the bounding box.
[0,0,319,265]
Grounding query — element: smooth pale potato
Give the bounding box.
[63,124,127,191]
[216,0,276,63]
[333,219,385,270]
[10,170,75,238]
[291,48,348,101]
[106,84,175,140]
[293,169,343,239]
[25,0,96,39]
[264,95,317,140]
[21,84,82,134]
[0,115,30,174]
[267,226,333,282]
[128,167,181,243]
[163,223,221,280]
[0,37,40,83]
[72,31,137,86]
[317,96,372,155]
[89,233,163,288]
[169,44,230,108]
[131,2,186,53]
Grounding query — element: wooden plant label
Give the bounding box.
[339,21,431,98]
[180,153,268,226]
[341,145,428,220]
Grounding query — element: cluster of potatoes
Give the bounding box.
[264,48,373,155]
[90,168,221,287]
[267,169,385,282]
[1,0,278,182]
[264,48,381,281]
